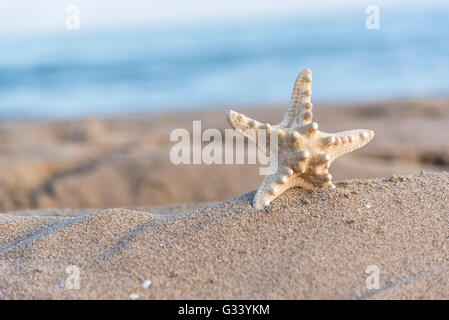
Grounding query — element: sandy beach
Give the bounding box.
[0,98,448,299]
[0,171,448,299]
[1,98,448,212]
[2,0,449,302]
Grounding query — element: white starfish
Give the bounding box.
[227,69,374,210]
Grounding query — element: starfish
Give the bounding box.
[226,69,374,210]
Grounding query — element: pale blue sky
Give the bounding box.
[1,0,446,38]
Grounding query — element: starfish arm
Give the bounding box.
[281,69,313,127]
[227,110,271,152]
[252,165,315,210]
[253,170,291,210]
[323,129,374,160]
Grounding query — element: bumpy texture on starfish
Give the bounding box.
[226,69,374,210]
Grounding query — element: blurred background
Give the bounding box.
[1,0,448,118]
[0,0,448,212]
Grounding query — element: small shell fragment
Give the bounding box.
[141,279,151,289]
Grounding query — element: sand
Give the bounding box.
[1,98,448,299]
[1,98,448,211]
[0,171,448,299]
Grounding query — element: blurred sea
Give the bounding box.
[0,7,448,119]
